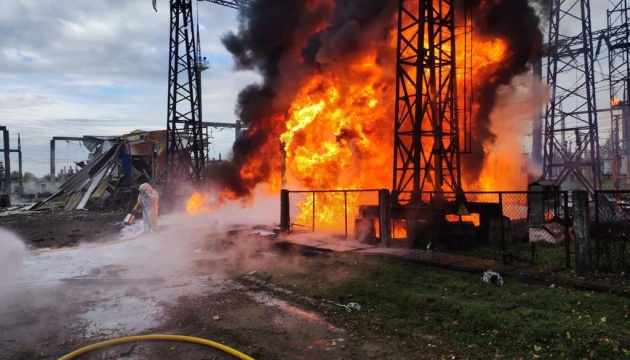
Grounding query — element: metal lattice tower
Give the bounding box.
[165,0,206,186]
[543,0,601,196]
[392,0,469,206]
[161,0,250,190]
[606,0,630,189]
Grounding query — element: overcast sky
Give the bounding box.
[0,0,622,179]
[0,0,258,177]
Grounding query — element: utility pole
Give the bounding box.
[543,0,601,196]
[18,134,22,187]
[0,127,11,196]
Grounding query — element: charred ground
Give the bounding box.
[0,209,127,249]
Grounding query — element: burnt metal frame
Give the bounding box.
[392,0,463,206]
[606,0,630,189]
[543,0,601,196]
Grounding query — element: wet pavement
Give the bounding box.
[0,214,353,359]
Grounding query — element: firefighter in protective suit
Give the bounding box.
[137,183,160,233]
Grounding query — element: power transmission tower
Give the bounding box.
[543,0,601,196]
[157,0,249,206]
[391,0,470,207]
[606,0,630,189]
[164,0,206,188]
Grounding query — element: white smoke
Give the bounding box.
[482,73,549,189]
[0,228,27,289]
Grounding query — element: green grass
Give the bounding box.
[452,242,569,269]
[259,254,630,359]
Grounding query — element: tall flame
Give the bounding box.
[189,0,542,220]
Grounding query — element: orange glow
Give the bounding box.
[392,220,408,239]
[612,98,622,106]
[185,189,242,214]
[189,1,524,224]
[186,191,210,214]
[446,214,481,227]
[280,66,392,191]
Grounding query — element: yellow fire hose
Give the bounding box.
[57,334,255,360]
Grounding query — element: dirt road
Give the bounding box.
[0,213,362,360]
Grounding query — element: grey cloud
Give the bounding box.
[0,0,252,176]
[0,0,240,82]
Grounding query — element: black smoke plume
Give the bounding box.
[207,0,395,196]
[461,0,543,185]
[208,0,543,196]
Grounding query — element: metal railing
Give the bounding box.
[282,189,382,238]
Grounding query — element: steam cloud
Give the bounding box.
[211,0,543,195]
[0,229,26,289]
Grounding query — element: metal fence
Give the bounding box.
[442,191,571,270]
[593,190,630,273]
[286,189,381,238]
[282,189,573,268]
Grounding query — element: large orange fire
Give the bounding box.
[188,0,540,226]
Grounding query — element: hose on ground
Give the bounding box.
[57,334,255,360]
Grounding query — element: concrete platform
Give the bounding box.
[276,235,373,253]
[276,235,501,272]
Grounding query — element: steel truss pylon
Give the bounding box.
[165,0,205,187]
[392,0,468,206]
[606,0,630,189]
[543,0,601,196]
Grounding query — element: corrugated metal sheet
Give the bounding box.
[59,141,122,194]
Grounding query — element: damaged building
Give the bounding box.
[38,130,167,211]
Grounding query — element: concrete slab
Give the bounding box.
[278,236,501,271]
[276,236,372,253]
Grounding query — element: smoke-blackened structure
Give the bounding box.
[207,0,543,197]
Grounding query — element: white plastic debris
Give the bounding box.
[481,270,505,286]
[328,300,362,312]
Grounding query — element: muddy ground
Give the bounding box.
[0,210,396,360]
[0,209,128,249]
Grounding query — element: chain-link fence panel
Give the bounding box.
[288,189,572,269]
[442,191,570,269]
[287,190,380,238]
[594,191,630,274]
[503,191,570,269]
[288,191,314,233]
